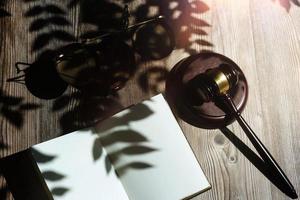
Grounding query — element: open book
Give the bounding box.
[31,94,211,200]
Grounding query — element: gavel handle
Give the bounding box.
[219,94,295,191]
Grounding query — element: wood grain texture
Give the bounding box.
[0,0,299,200]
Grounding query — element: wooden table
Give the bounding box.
[0,0,299,199]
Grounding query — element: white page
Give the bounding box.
[94,94,211,200]
[32,130,129,200]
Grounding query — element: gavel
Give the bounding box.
[165,52,298,199]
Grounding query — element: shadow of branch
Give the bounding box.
[92,103,157,176]
[24,1,75,52]
[55,92,124,133]
[0,0,11,18]
[0,89,41,128]
[31,148,69,197]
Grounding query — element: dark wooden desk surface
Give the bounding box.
[0,0,299,199]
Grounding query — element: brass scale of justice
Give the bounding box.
[8,5,298,199]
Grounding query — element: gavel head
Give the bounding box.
[165,52,248,129]
[185,63,239,105]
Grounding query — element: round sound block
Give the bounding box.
[165,52,248,129]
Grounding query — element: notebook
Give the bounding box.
[31,94,211,200]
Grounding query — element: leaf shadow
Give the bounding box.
[0,8,10,18]
[80,0,124,31]
[91,102,157,176]
[100,130,147,146]
[0,142,8,150]
[116,162,153,177]
[30,148,69,197]
[133,0,213,53]
[74,0,212,96]
[24,1,75,52]
[0,0,11,18]
[77,0,176,60]
[32,31,75,52]
[42,171,65,181]
[54,91,124,134]
[75,0,212,54]
[51,187,69,196]
[109,145,156,163]
[0,89,41,128]
[138,66,169,94]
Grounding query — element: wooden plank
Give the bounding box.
[189,0,300,199]
[0,0,299,199]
